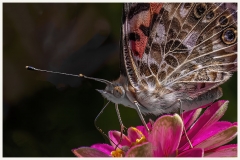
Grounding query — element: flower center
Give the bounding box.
[131,136,147,146]
[129,127,147,146]
[111,148,124,157]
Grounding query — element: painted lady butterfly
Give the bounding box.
[95,3,237,130]
[27,3,237,132]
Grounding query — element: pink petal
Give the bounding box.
[205,144,237,157]
[189,121,234,148]
[127,127,144,142]
[136,122,152,139]
[126,142,153,157]
[91,143,114,155]
[72,147,109,157]
[180,121,234,151]
[148,114,183,157]
[183,108,202,130]
[194,125,237,151]
[177,148,204,157]
[108,130,131,148]
[179,100,228,149]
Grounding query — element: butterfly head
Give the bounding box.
[97,82,126,104]
[79,73,132,106]
[93,74,139,109]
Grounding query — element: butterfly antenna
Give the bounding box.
[79,74,113,86]
[26,66,113,85]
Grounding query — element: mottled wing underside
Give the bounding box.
[121,3,237,101]
[121,3,163,88]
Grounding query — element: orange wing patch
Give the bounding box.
[129,3,163,59]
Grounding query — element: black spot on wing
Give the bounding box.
[150,13,158,30]
[219,15,228,27]
[139,13,158,37]
[128,3,150,20]
[194,3,207,19]
[139,24,150,37]
[133,50,140,57]
[128,32,140,41]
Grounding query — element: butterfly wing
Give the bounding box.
[121,3,163,89]
[121,3,237,114]
[157,3,237,98]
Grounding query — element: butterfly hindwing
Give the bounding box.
[120,3,237,114]
[164,3,237,98]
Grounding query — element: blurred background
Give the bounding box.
[3,3,237,157]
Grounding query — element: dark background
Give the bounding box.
[3,3,237,157]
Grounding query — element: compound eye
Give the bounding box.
[113,86,125,98]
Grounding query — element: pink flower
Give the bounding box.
[72,100,237,157]
[179,100,237,157]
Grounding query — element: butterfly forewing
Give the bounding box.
[121,3,237,115]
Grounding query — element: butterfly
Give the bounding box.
[27,3,237,133]
[94,3,237,131]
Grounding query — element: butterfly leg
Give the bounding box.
[177,99,193,149]
[115,103,127,150]
[133,101,150,132]
[94,101,120,149]
[94,101,110,137]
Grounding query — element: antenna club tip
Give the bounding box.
[26,66,36,71]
